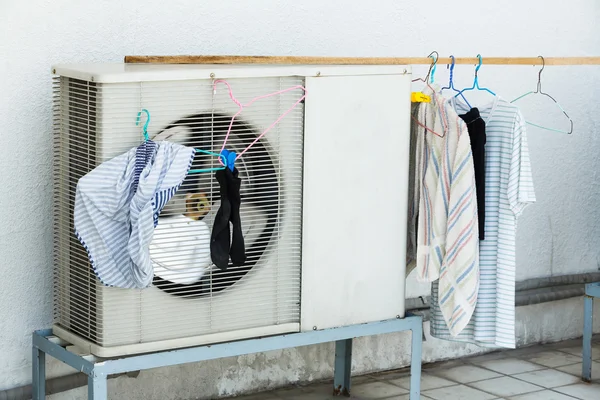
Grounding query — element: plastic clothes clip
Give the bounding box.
[411,92,431,103]
[220,149,237,171]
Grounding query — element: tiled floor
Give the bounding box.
[231,337,600,399]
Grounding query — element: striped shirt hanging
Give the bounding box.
[411,85,481,337]
[430,96,536,348]
[74,141,195,289]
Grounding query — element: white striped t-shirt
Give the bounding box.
[430,96,536,348]
[74,141,195,289]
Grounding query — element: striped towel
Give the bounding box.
[74,141,196,288]
[413,85,480,336]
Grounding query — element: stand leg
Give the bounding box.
[32,346,46,400]
[333,338,352,397]
[410,320,423,400]
[88,374,108,400]
[583,295,594,382]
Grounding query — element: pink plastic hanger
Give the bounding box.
[411,81,446,138]
[213,79,307,163]
[411,52,445,138]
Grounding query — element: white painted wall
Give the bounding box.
[1,0,600,398]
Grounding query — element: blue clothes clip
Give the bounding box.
[220,149,237,172]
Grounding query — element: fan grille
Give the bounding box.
[53,76,304,350]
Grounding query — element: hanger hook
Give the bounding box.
[536,55,545,93]
[474,54,483,77]
[426,51,439,83]
[448,55,455,83]
[136,109,150,141]
[449,55,456,72]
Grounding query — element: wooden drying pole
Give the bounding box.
[124,55,600,66]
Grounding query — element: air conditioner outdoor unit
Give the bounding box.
[51,63,412,357]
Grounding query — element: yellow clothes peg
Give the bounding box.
[411,92,431,103]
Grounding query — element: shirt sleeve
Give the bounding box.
[508,110,536,217]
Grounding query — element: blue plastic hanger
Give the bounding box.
[441,55,472,108]
[429,52,437,83]
[134,109,229,174]
[188,150,229,174]
[454,54,496,103]
[136,109,151,141]
[510,56,573,134]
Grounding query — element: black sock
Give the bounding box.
[228,167,246,266]
[210,169,231,270]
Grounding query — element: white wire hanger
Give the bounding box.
[511,56,573,134]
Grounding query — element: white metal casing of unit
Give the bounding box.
[51,63,412,356]
[301,73,410,331]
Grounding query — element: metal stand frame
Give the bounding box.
[583,283,599,382]
[32,315,423,399]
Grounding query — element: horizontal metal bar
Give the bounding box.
[33,330,95,376]
[95,316,421,375]
[125,55,600,66]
